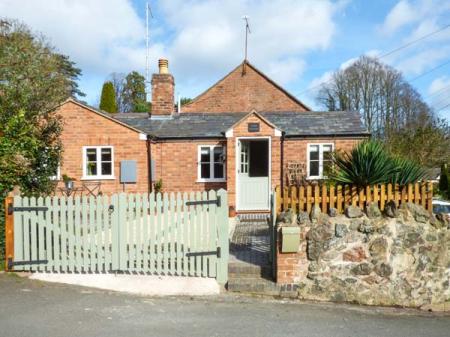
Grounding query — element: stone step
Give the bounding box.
[227,278,281,296]
[228,263,272,278]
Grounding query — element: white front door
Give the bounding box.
[237,139,270,211]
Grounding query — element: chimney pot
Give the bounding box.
[159,58,169,74]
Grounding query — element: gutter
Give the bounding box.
[280,131,285,197]
[146,134,155,193]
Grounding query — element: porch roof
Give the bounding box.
[113,111,369,139]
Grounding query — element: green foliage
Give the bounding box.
[439,164,448,193]
[387,119,450,169]
[0,18,81,260]
[180,97,192,106]
[99,81,117,113]
[330,140,426,187]
[153,179,163,193]
[123,71,147,112]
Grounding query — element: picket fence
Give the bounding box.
[275,182,433,214]
[6,190,229,284]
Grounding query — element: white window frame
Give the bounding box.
[197,145,226,182]
[307,143,334,179]
[82,146,115,180]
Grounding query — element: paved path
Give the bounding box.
[1,273,449,337]
[229,214,270,267]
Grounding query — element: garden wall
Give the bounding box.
[276,202,450,307]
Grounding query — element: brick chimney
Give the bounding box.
[151,58,174,117]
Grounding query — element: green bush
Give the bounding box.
[99,81,117,113]
[330,140,426,187]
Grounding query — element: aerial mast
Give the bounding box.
[145,2,153,102]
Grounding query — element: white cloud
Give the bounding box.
[427,76,450,119]
[380,0,417,35]
[0,0,346,103]
[0,0,162,76]
[159,0,344,86]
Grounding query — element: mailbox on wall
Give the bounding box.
[120,160,137,183]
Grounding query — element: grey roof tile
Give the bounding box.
[113,111,369,139]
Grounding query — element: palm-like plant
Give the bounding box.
[330,140,425,186]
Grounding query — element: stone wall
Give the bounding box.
[276,202,450,307]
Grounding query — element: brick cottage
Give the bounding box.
[54,59,369,214]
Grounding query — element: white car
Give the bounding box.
[432,199,450,219]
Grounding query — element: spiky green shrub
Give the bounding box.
[330,140,426,186]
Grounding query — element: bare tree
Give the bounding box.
[316,56,449,166]
[108,72,126,112]
[316,56,432,139]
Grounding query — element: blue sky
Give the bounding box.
[1,0,449,120]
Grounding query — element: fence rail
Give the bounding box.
[275,182,433,215]
[5,190,229,284]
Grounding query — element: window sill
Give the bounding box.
[196,179,226,183]
[81,176,116,181]
[306,176,325,180]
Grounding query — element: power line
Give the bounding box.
[408,59,450,82]
[435,102,450,112]
[295,23,450,97]
[378,24,450,58]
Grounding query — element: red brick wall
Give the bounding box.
[150,139,227,192]
[56,101,149,195]
[182,63,309,113]
[151,73,174,116]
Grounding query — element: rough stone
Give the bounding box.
[310,205,322,222]
[374,263,393,278]
[358,220,375,234]
[345,206,363,218]
[335,224,349,238]
[384,200,398,218]
[297,211,310,225]
[343,246,367,262]
[277,209,296,226]
[283,205,450,308]
[351,263,372,276]
[328,207,338,217]
[400,202,430,223]
[307,225,334,242]
[366,202,382,218]
[369,237,388,260]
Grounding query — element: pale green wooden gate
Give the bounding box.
[10,189,229,284]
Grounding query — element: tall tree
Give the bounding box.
[108,72,126,112]
[122,71,147,112]
[99,81,117,113]
[316,56,448,167]
[0,18,82,258]
[316,56,432,139]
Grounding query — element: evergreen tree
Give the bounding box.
[123,71,147,112]
[99,81,117,113]
[439,164,448,193]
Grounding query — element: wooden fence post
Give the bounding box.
[427,182,433,213]
[4,196,14,271]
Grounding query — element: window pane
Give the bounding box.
[87,162,97,176]
[309,146,319,160]
[213,147,223,162]
[310,161,319,176]
[101,148,112,162]
[200,147,210,163]
[323,160,331,175]
[101,162,112,175]
[201,163,210,178]
[86,148,97,162]
[214,163,224,178]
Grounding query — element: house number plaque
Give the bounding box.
[248,123,260,132]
